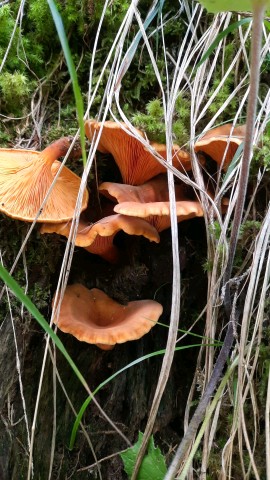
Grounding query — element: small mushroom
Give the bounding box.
[194,124,246,169]
[52,284,163,350]
[40,214,160,262]
[114,201,204,232]
[99,174,186,204]
[85,120,191,185]
[0,137,89,222]
[99,175,203,232]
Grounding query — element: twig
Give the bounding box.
[76,448,128,472]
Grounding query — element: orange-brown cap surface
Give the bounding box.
[53,284,163,349]
[0,138,89,222]
[114,200,204,232]
[99,174,187,204]
[194,124,246,169]
[99,175,203,232]
[85,120,191,185]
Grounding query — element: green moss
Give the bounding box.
[239,220,262,240]
[208,221,222,240]
[204,40,245,124]
[133,93,191,146]
[252,131,270,171]
[0,129,11,146]
[202,258,214,272]
[0,71,36,113]
[0,1,181,121]
[0,0,90,115]
[0,217,62,322]
[207,75,237,118]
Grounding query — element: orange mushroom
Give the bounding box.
[0,137,89,222]
[52,284,163,350]
[99,174,187,204]
[85,120,191,185]
[98,174,203,232]
[114,200,204,232]
[194,124,246,169]
[40,214,160,262]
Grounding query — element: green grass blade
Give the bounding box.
[156,320,223,344]
[264,19,270,31]
[195,18,252,70]
[69,342,219,449]
[0,264,88,390]
[222,142,244,184]
[47,0,86,166]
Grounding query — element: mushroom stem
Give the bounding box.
[40,137,72,166]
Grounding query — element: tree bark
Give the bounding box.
[0,218,206,479]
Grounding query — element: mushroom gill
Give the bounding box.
[0,137,89,222]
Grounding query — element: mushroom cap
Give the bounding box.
[85,120,191,185]
[114,201,204,232]
[40,214,160,245]
[40,214,160,262]
[194,124,246,168]
[53,284,163,349]
[98,175,203,233]
[0,138,89,222]
[40,218,93,247]
[99,174,187,204]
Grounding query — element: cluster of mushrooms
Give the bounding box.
[0,121,245,350]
